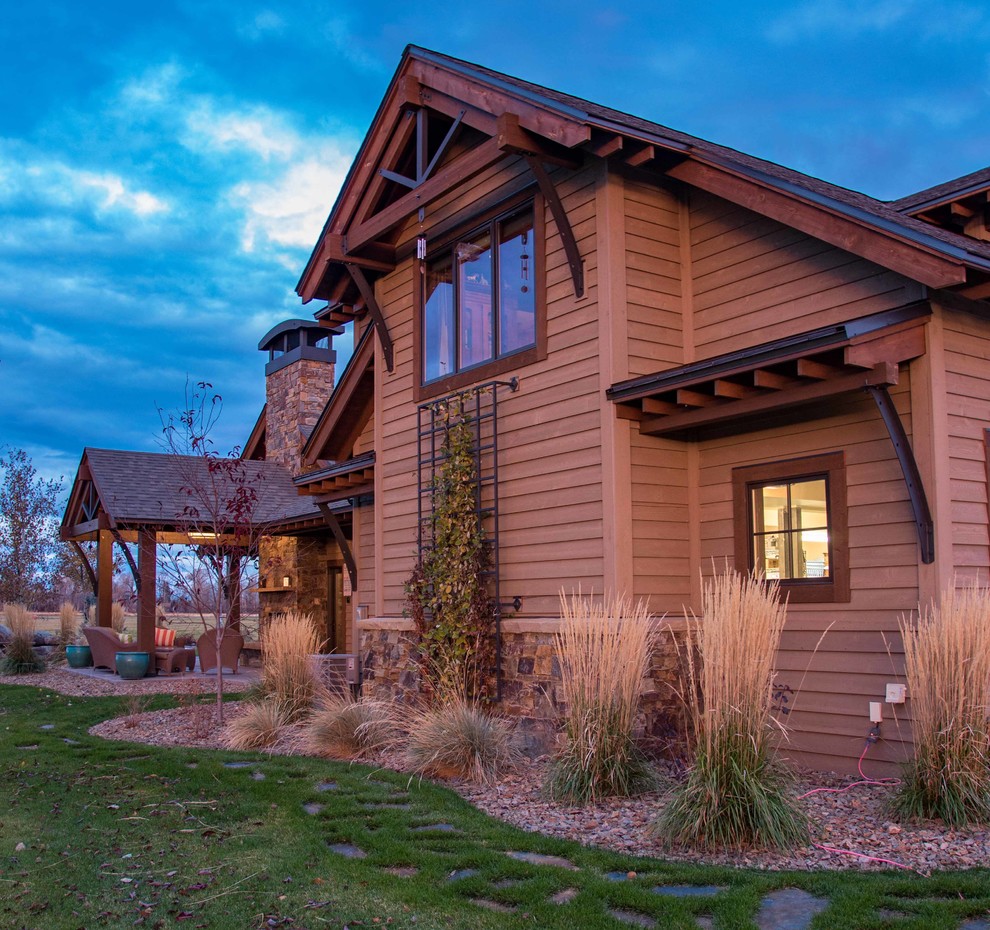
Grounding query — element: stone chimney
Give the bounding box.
[258,320,336,472]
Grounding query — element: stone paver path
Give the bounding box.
[299,774,990,930]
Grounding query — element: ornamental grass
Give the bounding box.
[260,610,326,720]
[55,601,79,661]
[406,698,520,784]
[110,601,127,635]
[0,603,45,675]
[223,701,292,751]
[544,591,659,804]
[304,695,401,760]
[892,582,990,827]
[655,570,807,850]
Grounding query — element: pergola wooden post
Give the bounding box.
[137,528,157,655]
[226,554,241,632]
[96,528,114,627]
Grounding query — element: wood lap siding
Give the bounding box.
[696,380,918,772]
[621,177,692,610]
[376,161,606,618]
[942,313,990,578]
[689,191,923,359]
[624,176,683,377]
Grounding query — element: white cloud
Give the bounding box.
[119,62,186,108]
[0,144,169,219]
[237,9,286,40]
[230,154,349,253]
[72,170,169,216]
[185,104,299,161]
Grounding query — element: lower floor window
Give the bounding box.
[733,452,849,603]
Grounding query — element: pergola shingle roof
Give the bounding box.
[61,447,324,539]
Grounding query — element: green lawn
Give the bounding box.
[1,684,988,930]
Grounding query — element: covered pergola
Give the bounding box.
[60,448,327,655]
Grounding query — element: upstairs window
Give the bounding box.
[732,452,849,603]
[422,205,537,385]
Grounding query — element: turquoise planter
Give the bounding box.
[116,651,151,680]
[65,644,93,668]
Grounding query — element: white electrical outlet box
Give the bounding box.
[869,702,883,723]
[886,683,907,704]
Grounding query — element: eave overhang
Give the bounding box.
[294,452,376,503]
[303,323,376,466]
[242,404,267,461]
[607,303,930,440]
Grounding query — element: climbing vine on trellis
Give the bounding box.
[406,396,495,702]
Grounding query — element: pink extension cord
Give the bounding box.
[797,738,922,874]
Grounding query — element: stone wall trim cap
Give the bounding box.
[502,615,689,635]
[358,617,417,631]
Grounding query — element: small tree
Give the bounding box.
[0,448,64,607]
[159,381,266,722]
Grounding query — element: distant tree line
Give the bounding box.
[0,447,258,614]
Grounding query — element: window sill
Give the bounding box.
[415,345,541,402]
[777,579,849,604]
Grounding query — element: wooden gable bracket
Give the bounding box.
[345,264,395,372]
[378,106,466,190]
[317,502,357,592]
[493,112,585,299]
[523,153,584,298]
[866,385,935,564]
[69,540,98,594]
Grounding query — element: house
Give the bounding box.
[77,45,990,776]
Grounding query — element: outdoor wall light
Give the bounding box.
[281,575,291,587]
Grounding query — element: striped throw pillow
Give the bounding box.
[154,627,176,648]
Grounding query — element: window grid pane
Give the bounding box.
[750,476,830,580]
[423,256,454,382]
[423,206,536,384]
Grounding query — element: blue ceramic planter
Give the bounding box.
[65,644,93,668]
[116,651,151,680]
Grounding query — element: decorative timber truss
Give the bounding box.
[607,303,937,563]
[296,50,602,369]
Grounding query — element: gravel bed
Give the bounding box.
[455,759,990,875]
[7,670,988,875]
[0,667,255,698]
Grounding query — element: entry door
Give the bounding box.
[327,566,347,653]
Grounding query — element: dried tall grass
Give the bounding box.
[304,696,401,760]
[110,602,126,635]
[893,583,990,827]
[655,570,807,850]
[405,698,520,784]
[0,603,44,674]
[4,603,34,637]
[544,591,658,804]
[58,602,78,646]
[223,701,292,751]
[261,610,325,719]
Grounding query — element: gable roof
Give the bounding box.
[412,48,990,271]
[891,165,990,216]
[61,447,322,536]
[302,322,375,467]
[297,45,990,312]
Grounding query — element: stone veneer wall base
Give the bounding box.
[359,616,689,756]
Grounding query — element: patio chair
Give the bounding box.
[83,626,144,673]
[196,628,244,675]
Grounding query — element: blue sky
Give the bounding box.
[2,1,988,485]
